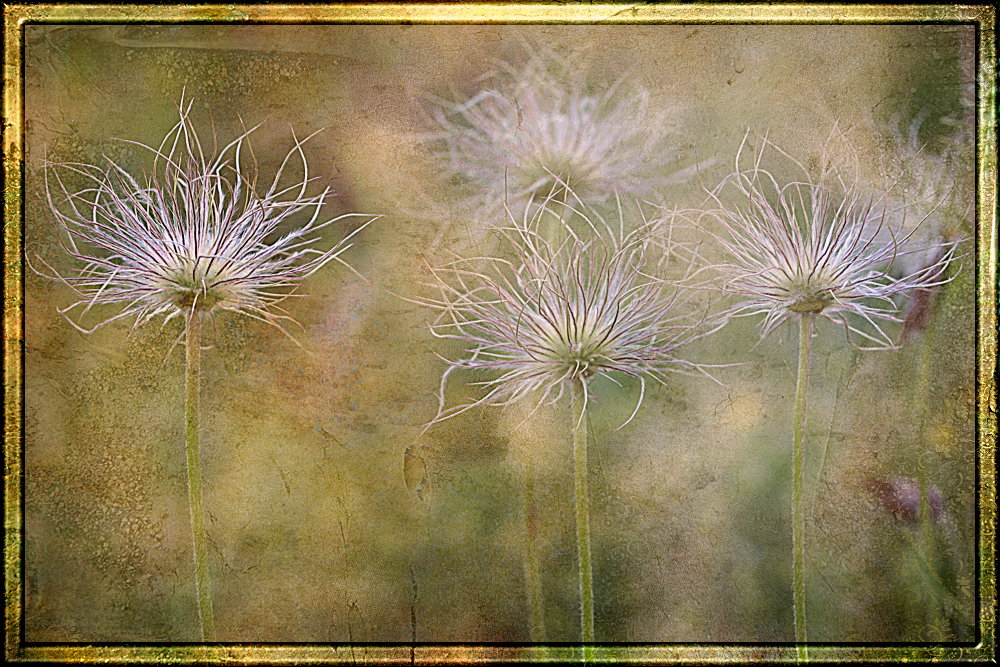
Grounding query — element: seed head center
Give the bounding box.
[160,255,238,312]
[788,291,833,314]
[544,330,612,379]
[783,270,837,314]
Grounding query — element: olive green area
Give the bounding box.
[21,24,976,643]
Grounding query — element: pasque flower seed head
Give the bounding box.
[429,45,709,219]
[418,187,726,427]
[39,96,376,336]
[705,134,959,349]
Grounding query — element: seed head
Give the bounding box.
[418,188,724,428]
[872,110,973,275]
[37,97,376,336]
[429,45,708,218]
[705,134,960,349]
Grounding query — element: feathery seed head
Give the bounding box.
[420,189,724,427]
[39,97,375,335]
[872,112,973,264]
[429,46,707,217]
[707,134,960,349]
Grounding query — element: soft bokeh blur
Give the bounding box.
[23,24,976,642]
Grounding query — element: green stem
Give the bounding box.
[185,310,216,641]
[571,379,594,660]
[792,314,813,662]
[524,462,546,643]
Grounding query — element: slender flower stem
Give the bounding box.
[524,462,546,643]
[792,314,813,662]
[185,310,216,641]
[571,379,594,660]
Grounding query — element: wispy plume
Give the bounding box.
[418,188,724,429]
[38,96,376,338]
[428,44,709,221]
[704,133,960,350]
[871,107,973,276]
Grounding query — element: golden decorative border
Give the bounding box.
[2,3,996,664]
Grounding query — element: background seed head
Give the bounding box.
[428,43,710,222]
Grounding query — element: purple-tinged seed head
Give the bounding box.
[37,95,377,338]
[702,132,960,350]
[414,185,729,430]
[428,43,710,220]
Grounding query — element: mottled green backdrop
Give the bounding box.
[23,24,976,643]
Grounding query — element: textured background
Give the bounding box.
[23,24,976,642]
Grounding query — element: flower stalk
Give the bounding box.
[184,308,215,641]
[571,379,595,657]
[792,314,813,661]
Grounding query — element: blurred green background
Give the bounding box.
[23,24,976,642]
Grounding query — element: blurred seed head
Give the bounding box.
[428,44,709,220]
[872,108,974,272]
[704,133,960,349]
[869,108,973,342]
[417,187,726,428]
[37,96,376,336]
